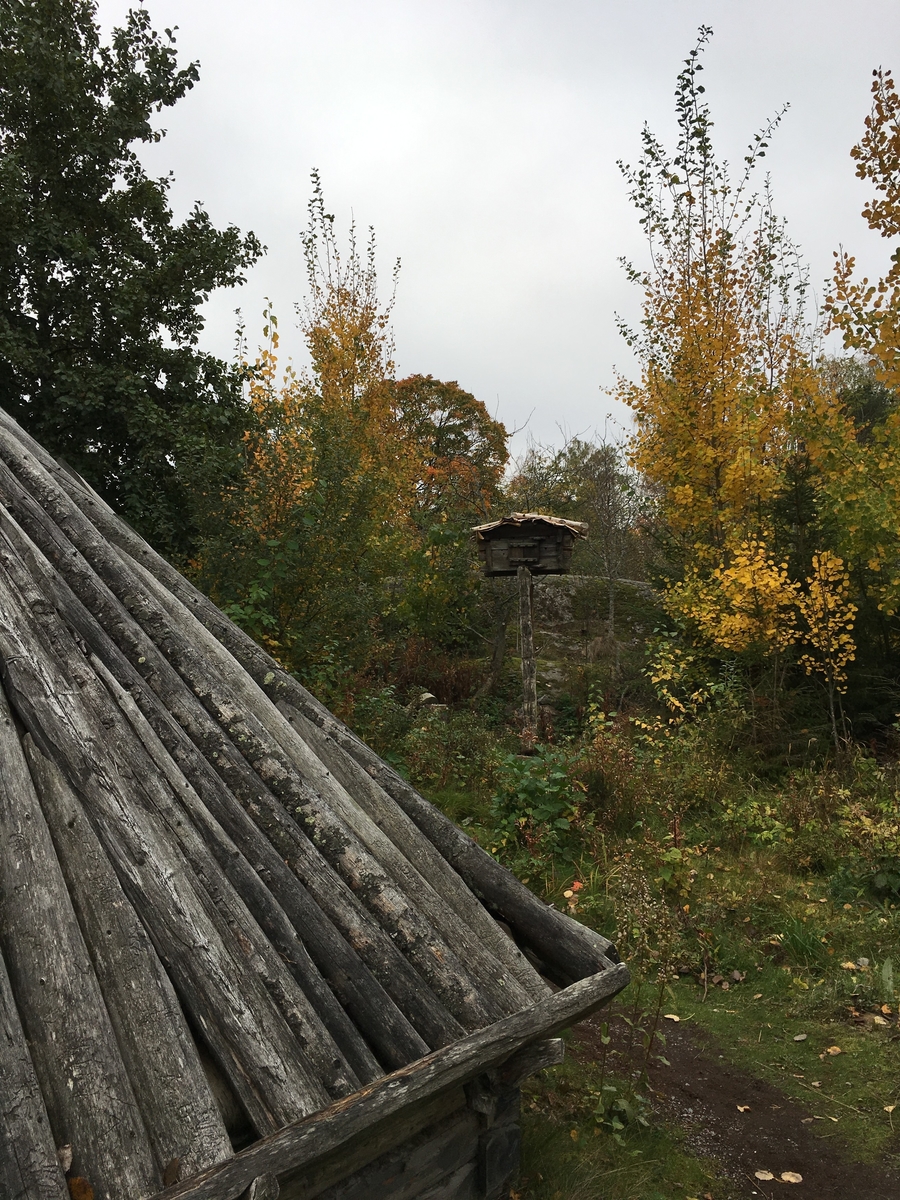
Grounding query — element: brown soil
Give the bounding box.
[573,1012,900,1200]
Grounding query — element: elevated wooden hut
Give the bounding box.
[0,408,628,1200]
[472,513,588,577]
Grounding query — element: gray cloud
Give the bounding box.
[98,0,899,450]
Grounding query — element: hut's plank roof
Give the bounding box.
[0,407,626,1199]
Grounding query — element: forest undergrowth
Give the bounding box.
[353,665,900,1199]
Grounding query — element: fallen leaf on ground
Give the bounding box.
[886,1105,896,1113]
[753,992,763,999]
[872,1015,890,1026]
[781,1171,803,1183]
[841,961,857,970]
[737,1104,750,1111]
[825,1045,842,1055]
[664,1013,680,1021]
[793,1033,807,1041]
[755,1170,775,1180]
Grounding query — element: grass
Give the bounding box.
[516,1050,737,1200]
[408,706,900,1193]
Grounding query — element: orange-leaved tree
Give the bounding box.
[820,70,900,621]
[617,30,861,743]
[617,29,815,573]
[197,175,409,685]
[197,178,509,700]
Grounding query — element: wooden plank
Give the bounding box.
[277,1090,466,1200]
[0,682,160,1198]
[24,735,235,1179]
[0,941,69,1200]
[153,966,629,1200]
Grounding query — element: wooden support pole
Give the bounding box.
[517,566,538,749]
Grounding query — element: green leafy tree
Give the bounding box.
[0,0,262,556]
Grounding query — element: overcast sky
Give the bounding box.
[99,0,900,452]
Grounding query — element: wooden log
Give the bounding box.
[152,965,629,1200]
[0,548,333,1135]
[0,683,160,1199]
[89,653,385,1087]
[0,500,427,1077]
[23,735,235,1178]
[0,473,460,1056]
[277,703,547,1005]
[130,558,535,1021]
[0,942,69,1200]
[0,521,363,1106]
[9,430,621,984]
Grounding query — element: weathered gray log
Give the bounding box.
[0,683,160,1199]
[0,550,332,1135]
[153,964,629,1200]
[0,448,482,1046]
[130,556,536,1020]
[89,653,385,1086]
[0,414,619,983]
[279,704,547,1005]
[0,474,461,1056]
[48,481,619,981]
[24,735,235,1178]
[0,942,69,1200]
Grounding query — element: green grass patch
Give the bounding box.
[518,1051,736,1200]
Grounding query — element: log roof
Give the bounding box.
[471,512,588,537]
[0,408,626,1200]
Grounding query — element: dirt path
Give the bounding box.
[574,1013,900,1200]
